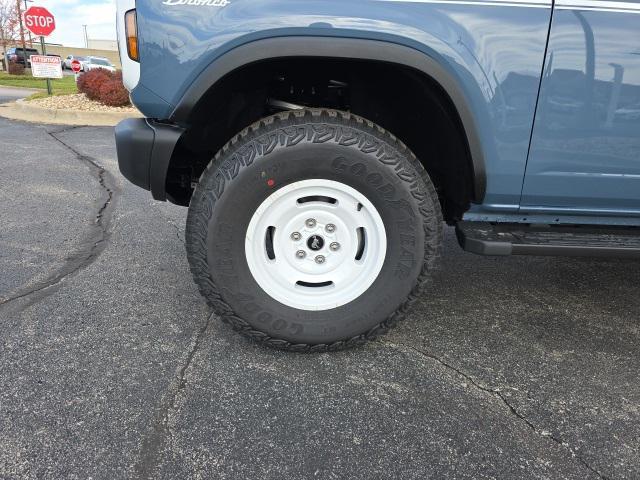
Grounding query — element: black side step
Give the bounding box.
[456,222,640,258]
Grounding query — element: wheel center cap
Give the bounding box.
[307,234,325,251]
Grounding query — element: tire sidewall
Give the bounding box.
[189,113,437,345]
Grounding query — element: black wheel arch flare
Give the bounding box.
[169,36,488,203]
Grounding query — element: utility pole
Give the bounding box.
[23,0,32,47]
[16,0,27,67]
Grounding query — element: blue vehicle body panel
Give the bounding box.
[131,0,553,208]
[126,0,640,223]
[522,5,640,216]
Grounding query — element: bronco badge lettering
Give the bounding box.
[162,0,230,7]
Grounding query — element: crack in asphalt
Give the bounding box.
[378,340,610,480]
[135,311,214,479]
[0,126,119,311]
[168,220,185,245]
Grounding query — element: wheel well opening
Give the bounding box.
[167,58,475,223]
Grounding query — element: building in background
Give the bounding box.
[87,39,117,51]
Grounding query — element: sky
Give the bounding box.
[35,0,116,48]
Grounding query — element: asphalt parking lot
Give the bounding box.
[1,116,639,480]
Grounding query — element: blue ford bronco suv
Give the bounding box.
[114,0,640,351]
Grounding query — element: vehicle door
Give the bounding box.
[521,1,640,214]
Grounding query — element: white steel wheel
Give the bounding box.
[186,109,442,350]
[245,179,387,311]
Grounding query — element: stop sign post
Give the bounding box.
[23,6,56,95]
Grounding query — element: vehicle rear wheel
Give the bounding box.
[186,109,443,351]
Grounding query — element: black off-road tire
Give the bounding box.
[185,109,443,352]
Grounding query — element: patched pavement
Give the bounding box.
[0,118,638,479]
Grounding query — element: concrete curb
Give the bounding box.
[0,98,143,126]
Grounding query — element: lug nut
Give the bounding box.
[330,242,340,251]
[325,224,336,233]
[291,232,302,241]
[306,218,317,228]
[315,255,326,264]
[296,250,306,259]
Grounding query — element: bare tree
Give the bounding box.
[0,0,20,69]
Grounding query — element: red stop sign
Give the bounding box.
[71,59,82,73]
[23,6,56,37]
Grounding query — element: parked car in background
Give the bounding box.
[83,57,116,73]
[6,47,39,67]
[63,55,87,70]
